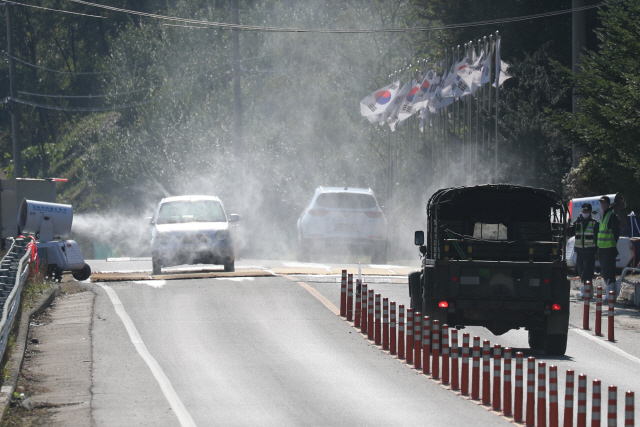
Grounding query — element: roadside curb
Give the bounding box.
[0,283,61,422]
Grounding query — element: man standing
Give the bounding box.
[570,203,599,297]
[597,195,621,301]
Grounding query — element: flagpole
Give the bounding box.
[494,32,500,184]
[488,35,494,183]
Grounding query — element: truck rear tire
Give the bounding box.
[544,333,568,356]
[528,329,545,350]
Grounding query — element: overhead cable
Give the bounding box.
[4,0,105,19]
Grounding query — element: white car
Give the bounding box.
[296,187,388,263]
[150,195,240,274]
[566,236,634,272]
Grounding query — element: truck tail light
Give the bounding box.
[452,276,458,282]
[552,303,561,311]
[439,301,449,308]
[544,278,550,284]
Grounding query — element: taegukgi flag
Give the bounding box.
[360,81,401,117]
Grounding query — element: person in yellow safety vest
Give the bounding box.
[569,203,599,298]
[597,195,621,301]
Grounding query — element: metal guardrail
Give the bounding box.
[620,267,640,306]
[0,238,32,362]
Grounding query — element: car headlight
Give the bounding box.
[158,233,172,245]
[215,230,228,241]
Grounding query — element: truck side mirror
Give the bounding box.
[414,230,424,246]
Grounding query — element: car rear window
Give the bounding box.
[157,201,226,224]
[315,193,378,209]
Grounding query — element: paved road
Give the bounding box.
[92,274,509,426]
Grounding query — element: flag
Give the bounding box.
[479,52,492,86]
[360,81,401,117]
[387,81,411,131]
[494,37,501,86]
[397,79,421,122]
[493,59,513,87]
[409,69,437,112]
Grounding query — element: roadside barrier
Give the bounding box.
[414,312,422,370]
[398,305,405,359]
[382,297,389,350]
[422,316,430,375]
[608,386,617,427]
[538,362,547,427]
[527,357,536,427]
[390,301,396,355]
[442,325,450,385]
[472,336,480,400]
[503,348,512,417]
[595,286,603,336]
[577,374,587,427]
[406,308,413,364]
[564,370,575,427]
[482,340,491,405]
[375,293,381,345]
[340,270,347,317]
[432,320,440,380]
[354,280,361,327]
[549,365,558,427]
[346,274,353,321]
[451,329,459,391]
[515,352,524,422]
[608,291,615,342]
[583,281,591,330]
[592,379,601,427]
[368,289,374,340]
[493,344,501,411]
[461,333,470,396]
[360,284,368,333]
[625,391,634,426]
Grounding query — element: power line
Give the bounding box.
[6,95,160,112]
[4,0,105,19]
[7,54,113,75]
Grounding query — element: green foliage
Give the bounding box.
[552,0,640,210]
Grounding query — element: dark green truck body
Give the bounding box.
[409,184,570,355]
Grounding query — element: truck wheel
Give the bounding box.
[544,333,568,356]
[408,271,422,312]
[528,329,545,350]
[72,263,91,281]
[224,260,235,272]
[152,258,162,275]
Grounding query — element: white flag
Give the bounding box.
[493,59,513,87]
[360,81,401,117]
[412,69,439,111]
[387,81,411,131]
[479,52,492,86]
[494,37,501,85]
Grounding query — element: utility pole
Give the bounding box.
[231,0,243,158]
[572,0,586,168]
[5,3,22,178]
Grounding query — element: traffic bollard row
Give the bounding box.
[390,301,396,355]
[340,270,347,317]
[360,284,368,334]
[583,281,591,330]
[346,274,353,321]
[382,297,389,350]
[442,325,450,386]
[414,312,422,370]
[595,286,603,336]
[482,340,491,406]
[422,316,430,375]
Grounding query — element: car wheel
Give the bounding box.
[72,263,92,281]
[528,329,545,350]
[371,244,387,265]
[152,258,162,275]
[224,260,235,272]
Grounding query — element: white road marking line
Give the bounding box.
[570,326,640,365]
[215,277,255,282]
[99,284,197,427]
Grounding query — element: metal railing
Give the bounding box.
[0,238,32,361]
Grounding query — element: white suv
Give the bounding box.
[297,187,388,263]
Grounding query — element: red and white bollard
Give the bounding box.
[422,316,431,375]
[472,336,481,400]
[482,340,491,406]
[382,297,389,350]
[583,281,592,330]
[549,365,558,427]
[451,329,460,391]
[340,270,347,317]
[514,352,524,423]
[503,348,512,417]
[432,320,441,380]
[595,286,603,336]
[564,370,575,427]
[526,357,536,427]
[578,374,587,427]
[608,291,616,342]
[406,308,414,364]
[442,325,450,385]
[355,280,362,328]
[374,294,382,345]
[368,289,375,340]
[592,379,601,427]
[608,386,617,427]
[346,274,354,321]
[414,312,422,370]
[398,304,405,359]
[360,284,368,334]
[461,333,470,396]
[538,362,547,427]
[493,344,502,411]
[625,391,634,426]
[390,301,397,355]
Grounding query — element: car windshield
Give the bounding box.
[157,201,226,224]
[315,193,377,209]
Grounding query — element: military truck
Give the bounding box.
[410,184,570,355]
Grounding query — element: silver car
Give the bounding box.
[297,187,388,263]
[150,195,240,274]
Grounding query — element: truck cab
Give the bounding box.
[410,184,570,355]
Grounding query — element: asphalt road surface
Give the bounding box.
[87,259,640,426]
